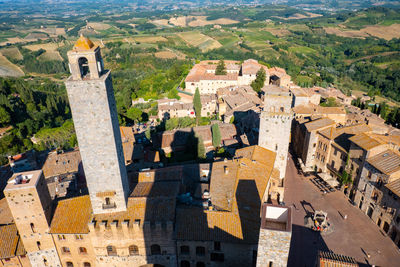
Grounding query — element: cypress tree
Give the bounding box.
[193,88,202,125]
[211,123,221,148]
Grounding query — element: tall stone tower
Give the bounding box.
[65,35,129,214]
[5,170,61,267]
[259,86,293,181]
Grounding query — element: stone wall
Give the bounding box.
[256,229,291,267]
[65,71,129,214]
[27,249,60,267]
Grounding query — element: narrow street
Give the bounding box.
[284,152,400,266]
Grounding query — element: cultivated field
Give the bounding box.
[323,27,369,38]
[134,36,168,43]
[0,53,24,77]
[153,16,239,28]
[38,51,63,61]
[87,22,111,30]
[39,27,66,36]
[264,27,291,37]
[1,47,23,60]
[177,31,222,51]
[24,43,62,51]
[0,37,26,46]
[360,24,400,40]
[155,51,177,59]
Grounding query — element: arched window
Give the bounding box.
[129,245,139,256]
[43,257,48,266]
[30,223,35,233]
[180,261,190,267]
[180,245,190,255]
[196,246,205,256]
[36,241,41,250]
[106,245,117,256]
[66,262,74,267]
[78,57,90,78]
[79,247,87,254]
[280,107,284,112]
[150,244,161,255]
[83,263,91,267]
[196,262,205,267]
[105,197,110,205]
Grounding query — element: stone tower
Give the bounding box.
[256,203,292,267]
[5,170,61,267]
[65,35,129,214]
[259,86,293,181]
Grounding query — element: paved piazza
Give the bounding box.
[284,152,400,266]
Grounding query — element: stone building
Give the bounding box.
[2,36,292,267]
[65,34,129,214]
[184,59,291,95]
[4,170,61,267]
[0,223,31,267]
[256,204,292,267]
[259,86,293,183]
[292,103,347,125]
[352,149,400,248]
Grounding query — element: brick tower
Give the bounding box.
[259,86,293,181]
[5,170,61,267]
[65,35,129,214]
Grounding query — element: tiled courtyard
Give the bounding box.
[284,152,400,266]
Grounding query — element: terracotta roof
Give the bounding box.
[120,126,135,143]
[318,124,372,151]
[367,150,400,175]
[41,149,81,178]
[386,178,400,198]
[235,145,276,168]
[241,59,268,75]
[349,133,384,151]
[137,166,183,182]
[176,146,274,243]
[293,103,346,115]
[0,198,13,225]
[130,181,180,198]
[0,224,25,259]
[304,118,335,132]
[73,34,96,51]
[50,195,92,234]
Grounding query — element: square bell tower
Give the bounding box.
[65,35,129,214]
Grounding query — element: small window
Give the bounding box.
[107,245,117,256]
[30,223,35,233]
[196,246,205,256]
[79,247,87,254]
[214,241,221,251]
[37,241,41,250]
[75,234,83,240]
[181,261,190,267]
[84,263,91,267]
[196,262,205,267]
[66,262,74,267]
[62,247,70,254]
[129,245,139,256]
[180,245,190,255]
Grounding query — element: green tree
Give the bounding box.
[126,107,143,122]
[197,134,206,159]
[193,88,202,125]
[250,68,266,93]
[211,123,221,148]
[145,128,151,140]
[215,60,227,75]
[320,97,340,107]
[0,106,11,126]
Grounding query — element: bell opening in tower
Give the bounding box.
[78,57,90,78]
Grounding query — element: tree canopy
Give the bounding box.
[215,60,227,75]
[193,88,202,125]
[250,67,266,93]
[211,123,221,148]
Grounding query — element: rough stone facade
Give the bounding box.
[65,67,129,214]
[27,249,60,267]
[259,89,293,180]
[5,171,61,267]
[256,229,291,267]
